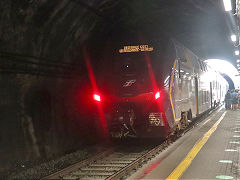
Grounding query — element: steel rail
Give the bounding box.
[42,148,114,180]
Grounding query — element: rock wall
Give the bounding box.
[0,73,101,173]
[0,0,119,173]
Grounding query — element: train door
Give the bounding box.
[171,59,195,121]
[179,62,194,110]
[170,59,181,122]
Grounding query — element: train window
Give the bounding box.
[220,85,221,97]
[198,61,201,71]
[206,91,209,102]
[199,61,208,72]
[202,63,205,71]
[205,91,208,103]
[197,59,203,72]
[203,91,205,103]
[178,61,181,78]
[202,91,207,103]
[200,61,204,71]
[203,63,208,71]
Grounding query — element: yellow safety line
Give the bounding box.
[169,59,178,122]
[166,111,226,180]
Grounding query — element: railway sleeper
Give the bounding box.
[66,175,108,180]
[89,163,127,167]
[62,175,81,180]
[96,160,133,164]
[71,170,114,176]
[104,157,137,161]
[81,166,122,171]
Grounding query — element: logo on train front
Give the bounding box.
[123,79,136,87]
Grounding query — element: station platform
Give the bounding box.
[128,107,240,180]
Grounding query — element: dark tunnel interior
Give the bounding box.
[0,0,239,178]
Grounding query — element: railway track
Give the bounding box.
[44,141,169,180]
[43,108,216,180]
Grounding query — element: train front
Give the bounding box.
[92,43,175,138]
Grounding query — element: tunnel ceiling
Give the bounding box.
[0,0,236,73]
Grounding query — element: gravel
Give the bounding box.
[5,145,107,180]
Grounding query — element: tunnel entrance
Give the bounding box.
[220,73,234,90]
[205,59,240,90]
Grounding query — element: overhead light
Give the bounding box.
[231,34,237,42]
[235,50,239,55]
[237,64,240,67]
[237,59,240,63]
[223,0,232,11]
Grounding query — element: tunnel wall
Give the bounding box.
[0,1,110,173]
[0,73,99,173]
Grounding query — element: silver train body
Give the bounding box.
[168,40,228,122]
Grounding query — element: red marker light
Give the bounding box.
[93,94,101,102]
[155,91,160,100]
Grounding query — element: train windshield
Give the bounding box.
[99,53,161,97]
[113,55,146,75]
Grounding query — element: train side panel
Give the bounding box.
[170,39,228,122]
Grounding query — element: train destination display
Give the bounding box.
[119,45,154,53]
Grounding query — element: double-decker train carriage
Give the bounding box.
[87,37,228,138]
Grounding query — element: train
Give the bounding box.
[83,36,228,138]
